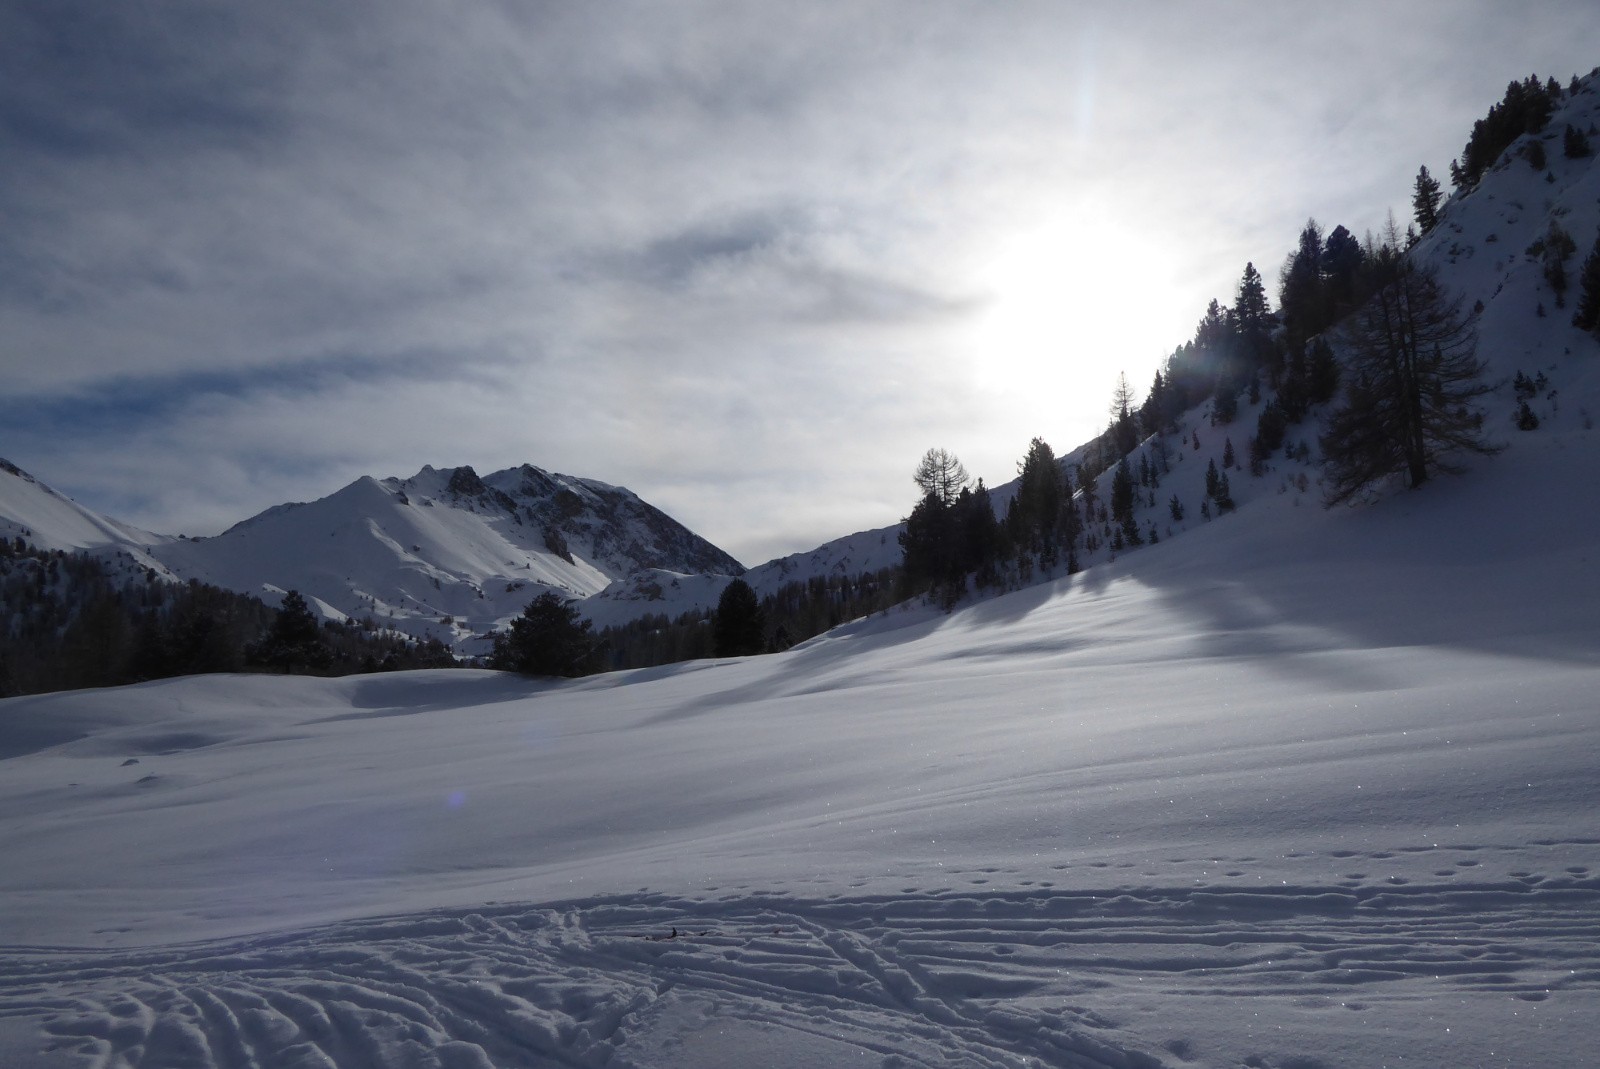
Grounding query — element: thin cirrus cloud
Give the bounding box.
[3,0,1598,565]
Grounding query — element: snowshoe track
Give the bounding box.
[4,868,1598,1068]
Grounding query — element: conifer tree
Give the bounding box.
[1411,166,1443,234]
[1234,262,1275,379]
[900,491,956,589]
[1306,337,1341,405]
[1573,233,1600,335]
[1110,456,1135,528]
[1565,124,1593,158]
[248,590,333,674]
[1139,369,1170,434]
[1279,220,1326,352]
[1015,437,1065,566]
[1321,224,1366,319]
[713,578,767,657]
[1109,372,1139,456]
[489,592,604,677]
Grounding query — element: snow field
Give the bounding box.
[3,427,1598,1066]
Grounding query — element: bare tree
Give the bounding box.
[913,447,970,506]
[1321,257,1499,505]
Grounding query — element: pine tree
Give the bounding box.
[1109,372,1139,456]
[1564,124,1593,158]
[1110,456,1136,528]
[1139,369,1170,434]
[900,491,956,589]
[1573,233,1600,335]
[1306,337,1340,405]
[1411,166,1443,234]
[1321,224,1365,319]
[248,590,333,673]
[1015,437,1065,567]
[1234,262,1275,379]
[488,592,603,677]
[1278,220,1326,351]
[1212,387,1238,425]
[1212,472,1235,513]
[1321,260,1500,504]
[713,578,766,656]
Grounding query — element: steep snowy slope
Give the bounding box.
[0,459,166,554]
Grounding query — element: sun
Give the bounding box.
[962,204,1190,442]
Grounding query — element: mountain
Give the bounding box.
[0,459,167,555]
[138,463,745,649]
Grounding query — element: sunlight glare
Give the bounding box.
[964,206,1186,443]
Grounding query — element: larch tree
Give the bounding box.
[1320,258,1500,505]
[912,448,970,506]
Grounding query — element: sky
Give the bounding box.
[4,1,1599,566]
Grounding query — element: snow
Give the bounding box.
[0,461,166,555]
[3,72,1600,1069]
[3,406,1598,1066]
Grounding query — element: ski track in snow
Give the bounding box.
[6,839,1598,1069]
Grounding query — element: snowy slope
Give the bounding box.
[1,403,1597,1067]
[0,459,166,554]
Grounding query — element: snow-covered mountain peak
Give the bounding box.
[127,460,747,651]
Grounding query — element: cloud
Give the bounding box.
[4,0,1600,563]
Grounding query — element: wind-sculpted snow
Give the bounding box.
[9,853,1599,1069]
